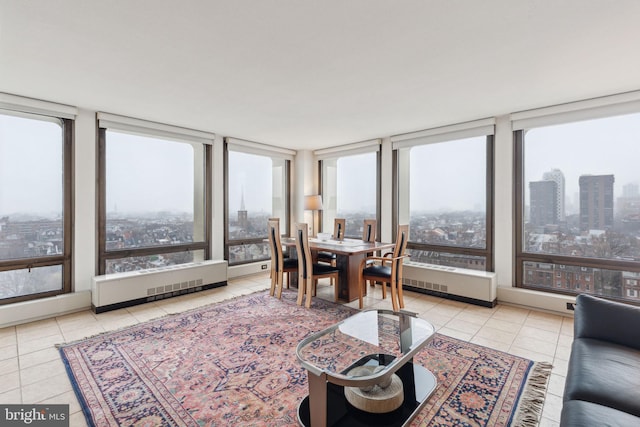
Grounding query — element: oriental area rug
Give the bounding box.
[59,290,551,427]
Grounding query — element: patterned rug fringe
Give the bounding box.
[511,361,553,427]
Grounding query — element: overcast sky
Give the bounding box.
[2,112,638,218]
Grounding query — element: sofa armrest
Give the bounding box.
[574,293,640,350]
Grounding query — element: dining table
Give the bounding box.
[280,237,396,303]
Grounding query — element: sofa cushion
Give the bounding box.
[563,337,640,417]
[560,400,640,427]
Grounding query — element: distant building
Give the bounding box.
[237,189,248,230]
[530,180,557,226]
[579,175,614,231]
[542,169,566,221]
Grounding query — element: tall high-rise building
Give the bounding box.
[530,180,557,226]
[623,183,639,198]
[542,169,566,221]
[579,174,614,231]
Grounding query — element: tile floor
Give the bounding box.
[0,273,571,426]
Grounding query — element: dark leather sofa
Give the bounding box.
[560,293,640,426]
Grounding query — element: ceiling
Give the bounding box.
[2,1,640,150]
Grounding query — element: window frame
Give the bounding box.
[514,128,640,299]
[318,150,381,240]
[97,127,212,275]
[223,140,291,265]
[393,135,495,272]
[0,112,73,305]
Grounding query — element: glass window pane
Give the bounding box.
[105,130,204,249]
[227,151,276,240]
[408,137,487,249]
[0,114,63,261]
[323,152,377,238]
[523,113,640,261]
[228,242,270,264]
[407,249,487,271]
[523,261,640,301]
[0,265,62,300]
[105,250,205,274]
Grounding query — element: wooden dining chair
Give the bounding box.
[317,218,346,286]
[362,219,376,243]
[267,219,297,298]
[295,223,340,308]
[358,224,410,312]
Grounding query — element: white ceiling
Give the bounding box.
[2,1,640,150]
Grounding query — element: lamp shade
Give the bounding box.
[304,195,323,210]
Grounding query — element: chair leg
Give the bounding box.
[275,270,285,299]
[333,273,339,302]
[269,269,277,296]
[390,282,399,312]
[296,277,305,306]
[358,275,364,309]
[381,281,387,300]
[305,277,314,308]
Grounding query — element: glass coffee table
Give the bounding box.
[296,309,437,427]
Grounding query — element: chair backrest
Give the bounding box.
[392,224,410,282]
[295,223,313,280]
[362,219,376,242]
[334,218,346,241]
[267,219,284,273]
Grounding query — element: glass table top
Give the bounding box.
[296,309,435,382]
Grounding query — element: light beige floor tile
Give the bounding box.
[552,357,569,377]
[428,303,464,317]
[517,325,559,344]
[438,327,473,342]
[470,336,511,352]
[0,343,18,361]
[541,392,563,423]
[0,326,16,342]
[508,346,554,363]
[484,318,523,334]
[69,411,89,427]
[19,347,61,370]
[16,324,62,343]
[20,358,67,386]
[56,311,98,329]
[491,306,529,323]
[512,335,557,357]
[453,310,490,325]
[0,370,20,394]
[21,372,72,403]
[547,373,566,397]
[554,343,572,361]
[420,310,455,327]
[474,326,517,345]
[539,416,560,427]
[524,316,562,333]
[560,317,574,336]
[445,318,482,335]
[0,387,22,404]
[62,324,107,343]
[0,356,19,374]
[18,334,65,355]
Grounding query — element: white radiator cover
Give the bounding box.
[402,262,497,306]
[92,260,227,312]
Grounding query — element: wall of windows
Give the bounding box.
[515,111,640,303]
[97,114,212,274]
[225,139,291,265]
[320,151,379,238]
[0,110,73,304]
[393,121,494,271]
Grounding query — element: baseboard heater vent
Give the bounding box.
[92,260,228,313]
[402,262,497,307]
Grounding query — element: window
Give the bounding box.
[225,139,291,265]
[0,109,73,304]
[393,121,494,272]
[515,110,640,303]
[320,151,379,238]
[98,114,212,274]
